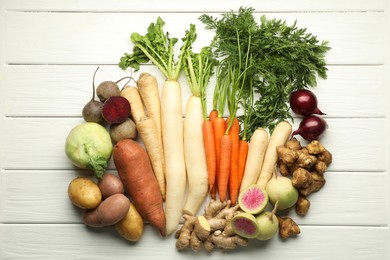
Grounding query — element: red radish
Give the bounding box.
[292,115,328,141]
[102,96,131,124]
[290,89,325,116]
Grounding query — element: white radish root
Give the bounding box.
[183,96,209,216]
[162,80,187,235]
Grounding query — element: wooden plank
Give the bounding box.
[3,12,386,65]
[0,0,385,12]
[0,224,388,259]
[0,170,387,226]
[0,118,387,172]
[1,65,386,118]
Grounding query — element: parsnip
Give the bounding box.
[240,128,269,191]
[257,121,292,189]
[120,86,145,122]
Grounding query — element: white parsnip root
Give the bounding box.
[240,128,269,190]
[257,121,292,189]
[137,72,165,169]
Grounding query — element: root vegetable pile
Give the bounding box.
[63,5,334,253]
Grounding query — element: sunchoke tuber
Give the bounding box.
[295,196,310,216]
[277,215,301,239]
[276,139,332,216]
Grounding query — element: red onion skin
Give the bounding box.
[292,115,328,141]
[290,89,325,116]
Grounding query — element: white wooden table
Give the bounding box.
[1,0,389,259]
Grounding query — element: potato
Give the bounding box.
[110,118,137,143]
[116,202,144,242]
[97,193,130,225]
[68,177,102,209]
[98,173,124,199]
[82,208,105,227]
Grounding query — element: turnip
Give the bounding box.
[255,211,279,241]
[65,122,113,179]
[266,171,299,210]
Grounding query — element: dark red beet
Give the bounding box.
[290,89,325,116]
[292,115,328,141]
[102,96,131,124]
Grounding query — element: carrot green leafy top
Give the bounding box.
[200,7,331,139]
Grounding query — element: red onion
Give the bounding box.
[290,89,325,116]
[292,115,328,141]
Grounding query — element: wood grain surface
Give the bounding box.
[0,0,389,259]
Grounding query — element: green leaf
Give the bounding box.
[84,143,108,179]
[119,17,197,81]
[200,7,331,139]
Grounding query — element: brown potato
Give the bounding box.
[116,202,144,242]
[97,193,130,225]
[68,177,102,209]
[82,208,105,227]
[98,173,124,199]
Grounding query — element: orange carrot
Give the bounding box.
[218,134,232,202]
[203,120,216,192]
[209,110,220,199]
[226,117,240,205]
[209,109,218,123]
[237,139,249,189]
[213,117,226,193]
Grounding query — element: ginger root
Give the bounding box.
[277,215,301,239]
[175,200,247,252]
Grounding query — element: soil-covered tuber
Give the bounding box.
[277,215,300,239]
[276,139,332,216]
